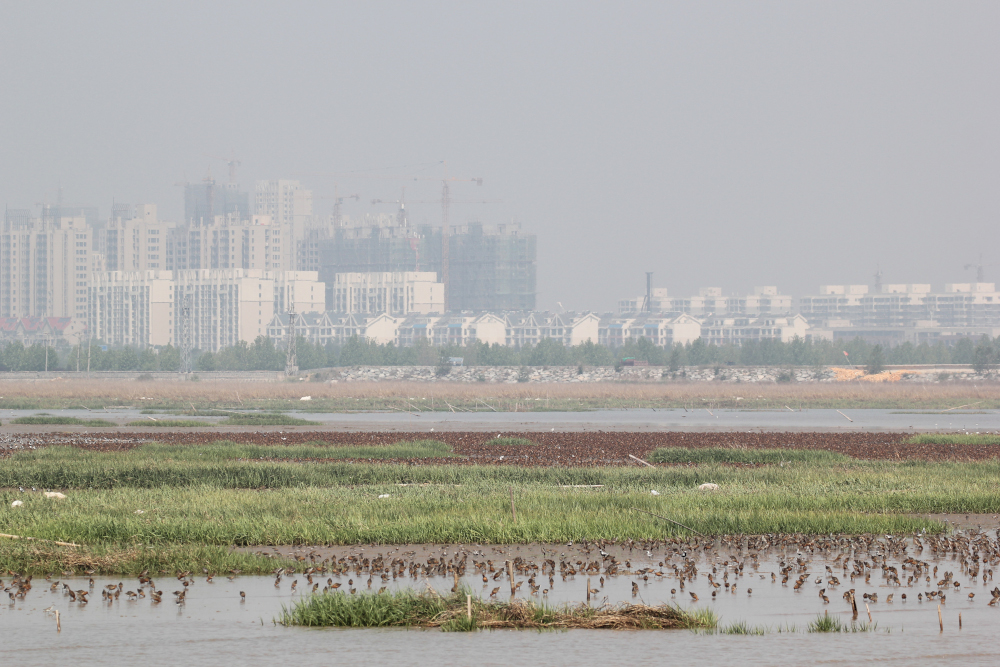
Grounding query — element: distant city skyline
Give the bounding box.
[2,2,997,311]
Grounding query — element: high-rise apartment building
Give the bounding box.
[89,269,325,351]
[330,272,444,315]
[1,211,98,320]
[104,204,173,272]
[254,180,312,270]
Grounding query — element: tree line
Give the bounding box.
[0,335,998,373]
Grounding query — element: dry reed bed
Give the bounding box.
[0,378,999,407]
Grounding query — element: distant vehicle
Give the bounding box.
[620,357,649,367]
[448,357,464,367]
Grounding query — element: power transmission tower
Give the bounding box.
[180,294,193,374]
[285,303,298,376]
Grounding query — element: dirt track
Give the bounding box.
[3,430,1000,465]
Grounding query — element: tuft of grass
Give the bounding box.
[719,620,768,635]
[219,413,320,426]
[9,416,117,427]
[488,437,537,446]
[647,447,849,465]
[808,612,845,632]
[906,434,1000,445]
[279,588,716,630]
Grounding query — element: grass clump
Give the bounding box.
[906,434,1000,445]
[808,612,845,632]
[279,588,716,631]
[9,416,116,427]
[719,620,768,635]
[488,437,537,446]
[219,413,320,426]
[647,447,849,465]
[807,611,877,633]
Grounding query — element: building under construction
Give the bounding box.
[317,218,536,312]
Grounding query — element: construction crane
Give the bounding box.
[204,152,242,183]
[964,254,993,283]
[303,163,485,310]
[315,186,361,227]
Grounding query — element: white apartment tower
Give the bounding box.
[254,180,312,269]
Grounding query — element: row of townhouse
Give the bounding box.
[0,317,87,347]
[264,311,807,350]
[267,312,604,348]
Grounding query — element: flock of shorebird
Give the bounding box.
[6,529,1000,624]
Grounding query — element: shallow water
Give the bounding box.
[5,537,999,666]
[2,407,999,432]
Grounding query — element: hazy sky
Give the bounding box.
[2,1,998,311]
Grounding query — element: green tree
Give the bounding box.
[866,345,885,375]
[972,337,996,375]
[196,351,218,371]
[158,345,181,371]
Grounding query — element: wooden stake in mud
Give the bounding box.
[467,594,472,620]
[587,577,591,604]
[0,533,80,548]
[938,604,943,632]
[865,603,872,622]
[628,454,655,468]
[55,610,61,632]
[453,570,459,593]
[509,487,517,523]
[959,612,962,630]
[506,561,515,597]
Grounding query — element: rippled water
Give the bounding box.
[4,538,999,666]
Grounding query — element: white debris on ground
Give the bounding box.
[43,491,67,499]
[11,500,23,507]
[698,483,720,491]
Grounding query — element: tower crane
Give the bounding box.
[204,152,242,183]
[964,254,994,283]
[301,163,485,310]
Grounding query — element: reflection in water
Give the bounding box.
[4,531,1000,666]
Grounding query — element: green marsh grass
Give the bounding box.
[9,415,117,426]
[808,611,877,633]
[648,447,849,465]
[719,620,769,635]
[218,413,320,426]
[4,441,1000,573]
[906,434,1000,445]
[279,588,716,630]
[125,419,211,427]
